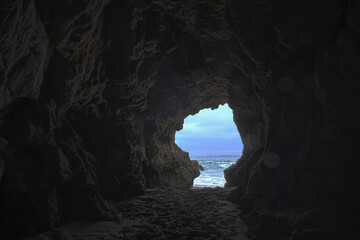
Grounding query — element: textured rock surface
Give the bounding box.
[223,0,360,239]
[25,187,248,240]
[1,0,360,239]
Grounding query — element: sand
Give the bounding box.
[25,187,248,240]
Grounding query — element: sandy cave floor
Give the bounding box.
[25,187,249,240]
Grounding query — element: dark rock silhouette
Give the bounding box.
[0,0,359,239]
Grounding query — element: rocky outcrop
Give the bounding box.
[1,0,360,239]
[192,160,204,171]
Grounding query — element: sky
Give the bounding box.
[175,104,243,153]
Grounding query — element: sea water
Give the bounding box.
[191,152,241,187]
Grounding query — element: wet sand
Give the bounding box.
[26,187,248,240]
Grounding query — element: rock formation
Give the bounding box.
[1,0,359,239]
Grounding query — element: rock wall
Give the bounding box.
[1,0,359,239]
[224,0,360,238]
[0,0,228,237]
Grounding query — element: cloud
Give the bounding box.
[175,104,243,152]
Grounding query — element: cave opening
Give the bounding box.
[175,104,243,187]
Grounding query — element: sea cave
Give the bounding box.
[0,0,359,239]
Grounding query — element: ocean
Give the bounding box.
[190,152,241,187]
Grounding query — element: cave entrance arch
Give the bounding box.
[175,104,243,187]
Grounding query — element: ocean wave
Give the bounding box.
[191,152,239,187]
